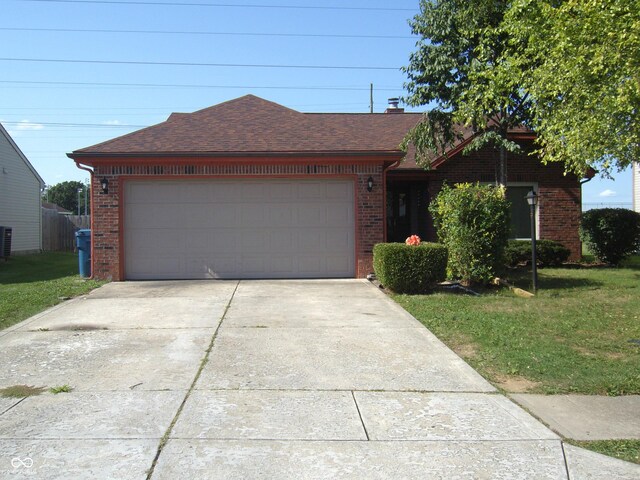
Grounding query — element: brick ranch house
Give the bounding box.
[68,95,582,281]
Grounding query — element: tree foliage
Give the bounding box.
[430,183,510,285]
[500,0,640,176]
[402,0,533,184]
[404,0,639,178]
[44,181,89,214]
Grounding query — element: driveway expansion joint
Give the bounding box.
[144,280,240,480]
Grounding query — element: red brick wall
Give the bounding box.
[428,145,582,260]
[90,174,121,281]
[357,170,384,277]
[89,159,388,280]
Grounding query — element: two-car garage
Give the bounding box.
[123,178,355,280]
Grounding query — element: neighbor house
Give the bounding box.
[68,95,582,281]
[0,122,45,254]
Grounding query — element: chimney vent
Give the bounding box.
[385,97,404,114]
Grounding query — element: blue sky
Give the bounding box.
[0,0,632,208]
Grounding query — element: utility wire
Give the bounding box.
[2,120,147,127]
[0,26,414,39]
[0,57,399,70]
[13,0,416,12]
[0,79,400,92]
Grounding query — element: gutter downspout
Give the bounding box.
[74,161,95,280]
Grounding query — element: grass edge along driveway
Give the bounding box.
[0,252,105,331]
[393,258,640,464]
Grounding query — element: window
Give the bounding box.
[506,185,536,239]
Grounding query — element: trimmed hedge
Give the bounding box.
[373,242,448,294]
[504,240,571,267]
[581,208,640,265]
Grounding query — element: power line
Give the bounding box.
[13,0,416,12]
[0,57,399,71]
[0,79,401,92]
[0,26,414,40]
[2,121,147,128]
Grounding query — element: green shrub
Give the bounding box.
[373,243,448,294]
[504,240,571,267]
[430,183,510,285]
[580,208,640,265]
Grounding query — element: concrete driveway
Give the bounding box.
[0,280,637,479]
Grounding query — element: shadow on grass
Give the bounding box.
[537,275,604,290]
[505,269,604,291]
[0,252,80,284]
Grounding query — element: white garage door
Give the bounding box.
[124,179,355,279]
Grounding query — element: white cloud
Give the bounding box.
[15,120,44,131]
[103,120,121,125]
[598,189,617,197]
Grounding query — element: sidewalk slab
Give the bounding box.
[563,444,640,479]
[0,391,184,439]
[511,394,640,440]
[87,279,238,299]
[0,439,157,480]
[0,329,212,391]
[15,297,226,331]
[172,390,366,440]
[232,279,376,299]
[0,398,22,416]
[198,326,495,392]
[354,392,558,441]
[224,295,422,328]
[153,439,568,479]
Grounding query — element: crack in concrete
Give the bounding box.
[145,280,240,480]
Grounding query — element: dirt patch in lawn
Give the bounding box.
[493,374,541,393]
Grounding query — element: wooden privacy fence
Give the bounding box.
[42,209,90,251]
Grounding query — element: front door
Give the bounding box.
[387,185,412,243]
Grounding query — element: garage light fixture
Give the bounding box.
[100,177,109,194]
[367,176,374,192]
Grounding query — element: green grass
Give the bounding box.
[0,252,105,331]
[393,256,640,395]
[567,440,640,465]
[49,384,73,394]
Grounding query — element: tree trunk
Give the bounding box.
[498,145,507,187]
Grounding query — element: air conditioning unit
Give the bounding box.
[0,226,12,260]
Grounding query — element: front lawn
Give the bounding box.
[0,252,105,331]
[393,257,640,395]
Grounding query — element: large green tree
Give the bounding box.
[402,0,533,185]
[497,0,639,176]
[44,181,89,214]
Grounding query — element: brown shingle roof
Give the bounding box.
[71,95,424,157]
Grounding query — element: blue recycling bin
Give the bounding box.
[75,229,91,278]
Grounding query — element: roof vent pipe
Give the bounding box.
[384,98,404,114]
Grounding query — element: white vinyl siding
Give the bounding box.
[124,179,355,279]
[0,125,43,253]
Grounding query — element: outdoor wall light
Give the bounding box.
[100,177,109,194]
[367,176,374,192]
[525,190,538,293]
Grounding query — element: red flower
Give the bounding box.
[405,235,421,246]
